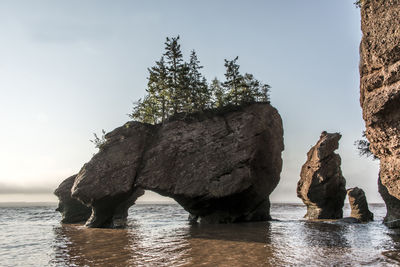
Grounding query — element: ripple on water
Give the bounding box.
[1,203,400,266]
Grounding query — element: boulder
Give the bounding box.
[359,0,400,225]
[297,131,347,219]
[70,103,284,227]
[54,174,91,223]
[347,187,373,222]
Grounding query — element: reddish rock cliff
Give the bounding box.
[360,0,400,226]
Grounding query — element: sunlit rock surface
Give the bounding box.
[359,0,400,226]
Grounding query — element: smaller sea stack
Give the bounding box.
[297,131,347,219]
[347,187,373,222]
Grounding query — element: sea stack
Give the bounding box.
[359,0,400,227]
[60,103,284,228]
[297,131,347,219]
[347,187,373,222]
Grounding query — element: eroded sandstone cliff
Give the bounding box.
[360,0,400,226]
[57,103,284,227]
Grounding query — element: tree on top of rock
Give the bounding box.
[209,77,225,108]
[128,36,271,125]
[188,50,209,111]
[147,56,169,122]
[223,56,243,105]
[163,36,186,114]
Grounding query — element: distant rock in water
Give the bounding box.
[347,187,373,222]
[297,132,346,219]
[67,103,284,227]
[359,0,400,227]
[54,174,91,223]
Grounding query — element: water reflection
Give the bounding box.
[185,222,275,266]
[301,221,350,248]
[382,229,400,265]
[52,225,135,266]
[49,204,400,267]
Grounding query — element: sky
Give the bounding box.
[0,0,380,203]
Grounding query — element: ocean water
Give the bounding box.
[1,203,400,266]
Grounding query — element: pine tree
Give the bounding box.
[209,78,225,108]
[128,36,272,125]
[147,56,169,122]
[241,73,258,103]
[198,77,210,110]
[223,56,243,105]
[176,62,191,113]
[258,83,270,103]
[188,50,208,111]
[129,95,159,124]
[163,36,185,114]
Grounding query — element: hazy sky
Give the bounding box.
[0,1,380,203]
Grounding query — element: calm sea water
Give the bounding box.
[1,203,400,266]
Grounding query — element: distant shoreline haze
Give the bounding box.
[0,191,384,204]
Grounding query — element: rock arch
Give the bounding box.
[56,103,284,228]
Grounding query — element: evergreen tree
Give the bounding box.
[128,36,272,125]
[198,77,210,110]
[209,77,225,108]
[147,56,169,122]
[258,83,270,103]
[163,36,185,114]
[188,50,209,111]
[176,62,191,113]
[241,73,258,102]
[129,95,159,124]
[241,73,271,103]
[223,56,243,105]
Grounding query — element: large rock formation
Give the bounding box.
[297,132,347,219]
[359,0,400,226]
[54,175,91,223]
[347,187,373,222]
[68,103,284,227]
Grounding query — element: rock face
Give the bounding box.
[54,175,91,223]
[70,103,284,227]
[378,173,400,228]
[347,187,373,222]
[360,0,400,226]
[297,132,347,219]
